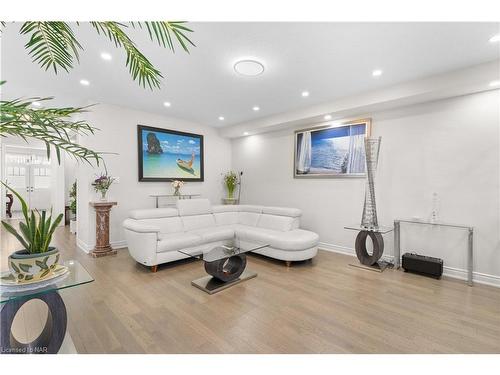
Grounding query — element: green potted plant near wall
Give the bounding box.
[1,182,63,283]
[69,181,77,234]
[222,171,239,205]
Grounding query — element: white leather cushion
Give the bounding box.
[177,199,212,216]
[129,208,179,219]
[214,212,239,226]
[238,212,261,226]
[212,205,239,213]
[190,227,235,242]
[236,227,319,251]
[157,233,202,253]
[181,214,216,231]
[141,217,183,234]
[262,206,302,218]
[239,205,263,213]
[257,214,296,232]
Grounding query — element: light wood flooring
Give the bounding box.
[2,223,500,353]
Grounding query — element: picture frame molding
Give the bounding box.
[137,124,205,182]
[293,118,372,179]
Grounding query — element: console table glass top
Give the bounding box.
[344,224,394,234]
[150,194,201,208]
[178,238,269,262]
[1,260,94,303]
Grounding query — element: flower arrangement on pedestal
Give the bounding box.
[172,180,184,196]
[92,173,115,201]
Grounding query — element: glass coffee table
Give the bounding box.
[1,260,94,354]
[178,238,269,294]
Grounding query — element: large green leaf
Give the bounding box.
[1,221,30,250]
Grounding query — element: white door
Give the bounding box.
[4,149,52,212]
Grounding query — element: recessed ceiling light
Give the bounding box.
[489,34,500,43]
[252,106,260,111]
[218,116,225,121]
[234,59,265,76]
[163,101,171,107]
[372,69,383,77]
[324,114,332,120]
[489,80,500,87]
[301,91,310,97]
[32,101,42,107]
[80,79,90,86]
[100,52,112,61]
[243,132,249,136]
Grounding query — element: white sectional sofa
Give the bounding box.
[122,199,319,271]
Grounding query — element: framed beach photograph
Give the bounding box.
[138,125,204,182]
[294,118,371,178]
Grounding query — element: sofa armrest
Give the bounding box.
[123,219,160,233]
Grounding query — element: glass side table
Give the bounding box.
[1,260,94,354]
[393,219,474,286]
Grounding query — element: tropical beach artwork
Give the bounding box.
[138,125,204,181]
[294,119,371,178]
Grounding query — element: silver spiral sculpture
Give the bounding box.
[361,137,381,229]
[354,136,384,267]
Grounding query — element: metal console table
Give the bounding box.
[150,194,201,208]
[394,219,474,286]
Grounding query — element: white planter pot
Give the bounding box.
[70,219,77,234]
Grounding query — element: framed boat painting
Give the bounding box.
[294,118,371,178]
[138,125,204,182]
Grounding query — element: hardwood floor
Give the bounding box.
[2,223,500,353]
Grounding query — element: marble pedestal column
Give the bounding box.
[89,202,117,258]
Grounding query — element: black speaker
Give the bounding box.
[402,252,443,279]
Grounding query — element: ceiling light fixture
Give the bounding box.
[100,52,112,61]
[489,34,500,43]
[301,91,310,97]
[163,101,171,107]
[324,114,332,120]
[80,79,90,86]
[243,132,249,136]
[234,59,265,76]
[372,69,383,77]
[489,80,500,87]
[252,106,260,111]
[32,101,42,107]
[218,116,225,121]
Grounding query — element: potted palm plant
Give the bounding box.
[1,182,63,283]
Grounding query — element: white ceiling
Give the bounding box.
[1,22,499,128]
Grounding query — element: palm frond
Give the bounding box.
[90,21,163,89]
[135,22,195,53]
[0,96,103,166]
[19,22,82,73]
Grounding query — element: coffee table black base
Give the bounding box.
[191,270,257,294]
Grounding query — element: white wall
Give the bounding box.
[64,154,77,206]
[231,90,500,284]
[76,103,231,251]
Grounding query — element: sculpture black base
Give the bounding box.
[1,291,67,354]
[355,230,385,266]
[191,270,257,294]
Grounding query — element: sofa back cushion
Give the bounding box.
[256,214,298,232]
[129,208,179,220]
[181,214,216,231]
[214,212,239,226]
[238,212,261,226]
[141,217,184,234]
[177,198,212,216]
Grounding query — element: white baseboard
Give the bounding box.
[319,241,500,288]
[76,239,127,253]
